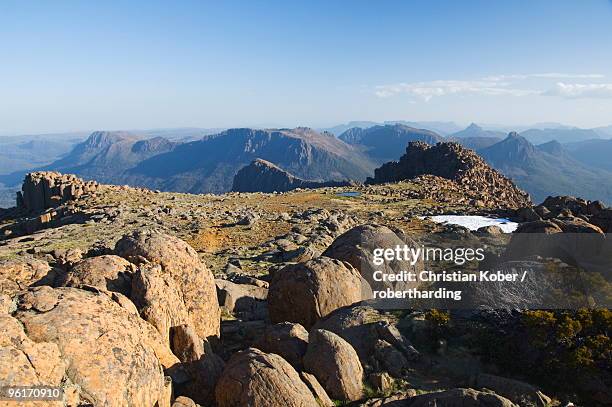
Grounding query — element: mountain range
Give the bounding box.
[2,122,612,207]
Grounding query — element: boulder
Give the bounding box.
[303,329,364,401]
[313,304,419,368]
[390,388,517,406]
[0,258,57,297]
[515,207,541,222]
[131,264,193,347]
[115,230,220,339]
[215,348,319,407]
[216,279,268,320]
[172,396,197,407]
[300,372,334,407]
[591,208,612,233]
[0,313,67,406]
[475,373,551,407]
[322,224,422,294]
[254,322,309,370]
[268,256,364,329]
[11,286,178,406]
[171,324,225,405]
[55,255,135,296]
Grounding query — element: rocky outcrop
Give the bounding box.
[115,230,221,339]
[215,348,320,407]
[303,329,364,401]
[367,141,530,209]
[17,171,99,211]
[268,256,365,329]
[8,286,177,407]
[232,158,355,193]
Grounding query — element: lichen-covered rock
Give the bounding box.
[131,264,193,346]
[0,258,57,297]
[0,313,66,407]
[303,329,364,401]
[215,348,319,407]
[254,322,309,370]
[115,230,220,339]
[55,255,135,296]
[268,256,364,329]
[11,286,178,407]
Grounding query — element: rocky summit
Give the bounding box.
[0,170,610,407]
[368,141,531,209]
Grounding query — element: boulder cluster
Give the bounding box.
[0,221,552,406]
[17,171,100,211]
[368,142,531,209]
[513,195,612,233]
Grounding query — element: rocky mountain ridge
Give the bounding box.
[368,141,531,209]
[232,159,355,193]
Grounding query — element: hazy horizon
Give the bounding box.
[2,0,612,134]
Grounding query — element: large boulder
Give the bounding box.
[115,230,220,339]
[322,224,423,294]
[130,264,193,347]
[9,286,178,407]
[268,256,364,329]
[254,322,309,370]
[475,373,551,407]
[374,388,517,406]
[55,255,135,296]
[0,313,67,406]
[215,348,320,407]
[303,329,364,402]
[0,258,57,297]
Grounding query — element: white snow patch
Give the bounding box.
[424,215,518,233]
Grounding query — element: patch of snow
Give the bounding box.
[425,215,518,233]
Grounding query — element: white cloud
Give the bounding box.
[375,79,536,100]
[375,73,608,101]
[543,82,612,99]
[483,73,605,81]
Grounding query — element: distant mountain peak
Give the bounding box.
[537,140,565,156]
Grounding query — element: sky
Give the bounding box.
[1,0,612,135]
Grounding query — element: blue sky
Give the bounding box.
[1,0,612,134]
